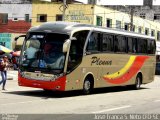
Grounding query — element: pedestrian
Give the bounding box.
[12,56,18,70]
[0,56,9,90]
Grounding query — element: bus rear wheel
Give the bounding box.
[83,78,93,94]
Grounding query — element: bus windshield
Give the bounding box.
[20,33,69,74]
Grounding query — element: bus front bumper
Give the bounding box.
[18,73,66,91]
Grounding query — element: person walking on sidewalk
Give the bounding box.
[0,56,9,90]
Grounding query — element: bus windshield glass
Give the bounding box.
[20,33,69,74]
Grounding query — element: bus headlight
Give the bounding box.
[51,73,64,81]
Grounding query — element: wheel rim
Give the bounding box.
[84,80,91,91]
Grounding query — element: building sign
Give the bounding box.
[66,10,92,23]
[0,33,11,49]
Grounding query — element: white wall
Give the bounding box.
[0,0,31,4]
[0,4,32,20]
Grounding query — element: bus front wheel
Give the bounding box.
[43,89,52,93]
[83,77,93,94]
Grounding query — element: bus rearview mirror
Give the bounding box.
[14,35,26,51]
[14,35,26,41]
[63,39,71,53]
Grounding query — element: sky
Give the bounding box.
[75,0,160,5]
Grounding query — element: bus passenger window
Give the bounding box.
[102,34,114,52]
[127,37,132,53]
[137,39,147,54]
[148,40,156,54]
[87,32,99,52]
[114,35,126,53]
[114,39,119,52]
[132,38,137,53]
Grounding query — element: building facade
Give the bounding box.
[1,0,160,50]
[105,5,160,23]
[0,0,31,4]
[87,0,160,23]
[32,1,93,26]
[32,1,160,41]
[0,1,32,49]
[0,4,32,33]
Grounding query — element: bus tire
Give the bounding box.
[134,74,142,90]
[43,89,52,93]
[83,77,94,94]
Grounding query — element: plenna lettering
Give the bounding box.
[91,56,112,66]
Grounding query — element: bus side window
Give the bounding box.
[69,42,77,62]
[114,37,119,52]
[152,40,156,54]
[87,32,100,52]
[67,30,89,71]
[102,34,114,52]
[114,35,126,53]
[148,40,156,54]
[132,38,137,53]
[137,38,147,54]
[127,37,133,53]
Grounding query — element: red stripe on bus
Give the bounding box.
[103,56,149,84]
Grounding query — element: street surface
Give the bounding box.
[1,71,160,120]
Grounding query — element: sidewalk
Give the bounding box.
[8,70,18,80]
[4,70,18,80]
[8,70,18,74]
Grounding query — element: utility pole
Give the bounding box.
[130,6,134,31]
[62,0,67,21]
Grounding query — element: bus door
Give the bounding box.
[85,31,103,88]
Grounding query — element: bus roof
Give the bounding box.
[29,21,92,35]
[29,21,155,40]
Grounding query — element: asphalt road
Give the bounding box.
[1,71,160,120]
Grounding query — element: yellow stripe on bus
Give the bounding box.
[104,56,136,79]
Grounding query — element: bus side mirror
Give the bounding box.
[14,35,26,41]
[63,39,71,53]
[14,37,19,41]
[14,35,26,51]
